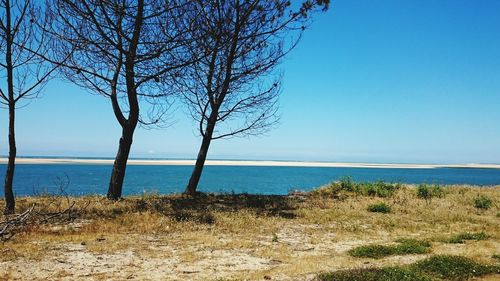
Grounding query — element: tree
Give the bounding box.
[179,0,329,195]
[0,0,57,214]
[48,0,191,199]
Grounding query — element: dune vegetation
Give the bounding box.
[0,181,499,280]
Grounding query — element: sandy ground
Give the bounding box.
[1,223,498,281]
[0,157,499,169]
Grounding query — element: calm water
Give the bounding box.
[1,164,500,196]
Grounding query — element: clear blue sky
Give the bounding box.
[1,0,499,164]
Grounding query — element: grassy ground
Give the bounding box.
[0,182,499,280]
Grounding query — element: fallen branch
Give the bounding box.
[0,204,36,242]
[1,200,80,242]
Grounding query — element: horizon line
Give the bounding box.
[1,156,499,169]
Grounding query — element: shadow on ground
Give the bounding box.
[134,193,302,222]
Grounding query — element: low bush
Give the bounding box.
[367,202,391,213]
[318,266,430,281]
[415,255,499,280]
[318,255,499,281]
[446,232,487,244]
[474,195,492,210]
[312,177,401,198]
[357,181,401,197]
[416,184,444,199]
[349,239,431,259]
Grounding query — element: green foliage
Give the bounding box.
[339,176,356,192]
[359,181,400,197]
[313,177,401,198]
[271,233,279,243]
[367,202,391,213]
[446,232,488,244]
[474,195,492,210]
[349,239,431,259]
[416,184,444,199]
[492,254,500,261]
[318,255,498,281]
[394,239,432,255]
[317,266,431,281]
[415,255,499,280]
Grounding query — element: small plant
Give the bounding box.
[349,239,431,259]
[416,184,444,200]
[271,233,279,243]
[446,232,488,244]
[367,202,391,213]
[474,195,492,210]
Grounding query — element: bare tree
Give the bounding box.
[0,0,57,214]
[179,0,329,195]
[48,0,191,200]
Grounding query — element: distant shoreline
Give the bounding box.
[0,157,499,169]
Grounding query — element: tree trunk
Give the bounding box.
[107,124,135,200]
[185,114,217,195]
[4,0,15,215]
[4,102,16,215]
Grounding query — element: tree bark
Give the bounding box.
[107,124,135,200]
[4,102,16,214]
[107,0,142,200]
[4,0,15,215]
[185,113,217,195]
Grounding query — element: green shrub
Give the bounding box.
[416,184,444,199]
[367,202,391,213]
[318,255,499,281]
[318,266,431,281]
[358,181,401,197]
[311,179,401,198]
[271,233,278,242]
[394,239,432,255]
[415,255,499,280]
[446,232,488,244]
[349,239,431,259]
[474,195,492,210]
[339,176,356,192]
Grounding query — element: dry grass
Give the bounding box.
[0,184,499,280]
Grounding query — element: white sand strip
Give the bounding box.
[0,158,499,169]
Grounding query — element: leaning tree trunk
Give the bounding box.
[107,123,135,200]
[185,113,217,195]
[4,101,16,214]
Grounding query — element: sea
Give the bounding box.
[1,162,500,196]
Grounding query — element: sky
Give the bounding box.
[0,0,499,164]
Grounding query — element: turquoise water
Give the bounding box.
[1,164,500,196]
